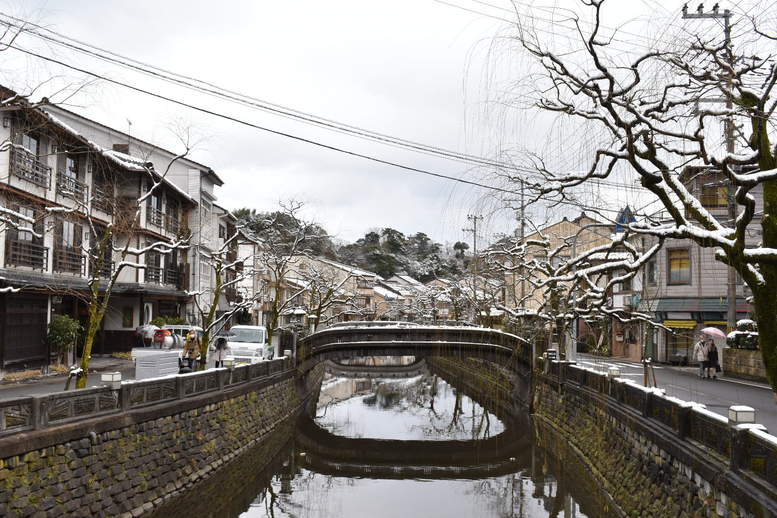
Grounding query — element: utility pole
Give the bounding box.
[462,214,483,324]
[682,3,738,333]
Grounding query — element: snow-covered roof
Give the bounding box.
[314,257,380,278]
[373,285,403,300]
[42,111,196,205]
[395,274,425,287]
[42,104,223,186]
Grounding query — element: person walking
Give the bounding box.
[214,336,231,368]
[693,338,709,378]
[706,340,719,380]
[182,329,201,370]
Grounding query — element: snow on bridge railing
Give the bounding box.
[0,357,293,437]
[543,360,777,492]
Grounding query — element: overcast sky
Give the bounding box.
[0,0,739,247]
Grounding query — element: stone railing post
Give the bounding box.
[728,406,759,472]
[217,369,227,391]
[643,390,653,419]
[677,402,692,440]
[176,376,186,399]
[120,384,131,411]
[31,396,44,430]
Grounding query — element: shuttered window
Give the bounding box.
[668,249,691,285]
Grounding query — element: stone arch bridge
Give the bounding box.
[297,323,530,374]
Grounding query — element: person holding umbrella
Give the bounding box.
[699,327,726,380]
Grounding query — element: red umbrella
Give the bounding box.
[700,327,727,340]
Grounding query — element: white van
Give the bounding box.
[226,325,271,364]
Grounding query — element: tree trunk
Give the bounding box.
[76,300,102,389]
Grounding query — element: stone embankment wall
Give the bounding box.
[535,361,777,518]
[723,348,768,383]
[0,358,322,518]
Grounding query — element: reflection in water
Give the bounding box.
[238,358,602,518]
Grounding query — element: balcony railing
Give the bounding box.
[89,258,113,279]
[53,246,85,275]
[92,185,115,214]
[146,265,181,287]
[164,267,181,287]
[146,265,162,284]
[11,147,50,189]
[5,240,48,270]
[224,286,240,303]
[148,207,164,228]
[164,213,180,235]
[56,174,88,202]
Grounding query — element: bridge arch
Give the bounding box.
[297,324,531,374]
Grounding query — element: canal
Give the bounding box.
[151,357,609,518]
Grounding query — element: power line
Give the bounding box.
[11,42,643,217]
[0,12,658,197]
[8,43,526,196]
[0,12,535,174]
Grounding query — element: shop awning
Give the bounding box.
[655,298,751,313]
[663,320,697,329]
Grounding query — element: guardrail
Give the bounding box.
[0,357,292,437]
[546,361,777,491]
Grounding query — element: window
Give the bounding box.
[668,249,691,284]
[20,133,39,155]
[219,224,227,239]
[59,220,82,248]
[64,155,79,180]
[621,272,632,292]
[700,182,728,209]
[16,206,35,242]
[646,260,657,285]
[122,306,134,328]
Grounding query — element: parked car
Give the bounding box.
[163,325,204,349]
[226,325,271,364]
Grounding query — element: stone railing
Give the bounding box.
[543,360,777,504]
[0,357,292,438]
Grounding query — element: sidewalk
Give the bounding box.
[0,356,135,401]
[605,355,773,391]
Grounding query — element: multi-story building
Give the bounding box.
[642,167,759,364]
[41,103,225,330]
[0,88,197,372]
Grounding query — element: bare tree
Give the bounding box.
[291,260,360,331]
[508,0,777,391]
[487,223,660,358]
[71,145,191,388]
[256,201,321,350]
[189,226,260,368]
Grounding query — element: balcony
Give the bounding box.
[164,213,180,235]
[147,207,164,228]
[224,286,240,303]
[92,185,115,214]
[53,246,85,275]
[5,240,48,271]
[11,147,50,189]
[146,265,181,287]
[89,258,113,279]
[56,174,88,202]
[164,267,181,287]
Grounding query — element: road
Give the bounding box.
[576,354,777,432]
[0,366,135,401]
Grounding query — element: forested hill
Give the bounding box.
[234,208,468,282]
[337,228,468,281]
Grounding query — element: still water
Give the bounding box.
[233,358,606,518]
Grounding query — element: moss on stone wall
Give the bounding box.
[533,377,751,518]
[0,365,324,518]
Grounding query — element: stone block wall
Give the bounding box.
[535,364,777,518]
[0,362,323,518]
[723,348,768,383]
